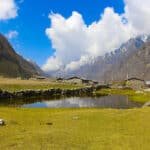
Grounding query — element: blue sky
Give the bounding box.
[0,0,125,66]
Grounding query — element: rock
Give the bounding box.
[143,101,150,107]
[135,91,144,94]
[0,119,5,126]
[46,122,53,126]
[72,116,79,120]
[144,89,150,92]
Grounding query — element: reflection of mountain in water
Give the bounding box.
[23,95,142,109]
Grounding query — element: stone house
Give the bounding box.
[56,78,64,82]
[145,81,150,88]
[125,78,145,90]
[66,77,99,85]
[82,79,98,85]
[66,77,83,84]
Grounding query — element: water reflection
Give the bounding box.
[22,95,142,109]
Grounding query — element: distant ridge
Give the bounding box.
[0,33,43,78]
[52,35,150,82]
[109,42,150,81]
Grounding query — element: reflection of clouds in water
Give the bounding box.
[44,97,92,108]
[22,96,142,109]
[24,102,48,108]
[42,96,141,109]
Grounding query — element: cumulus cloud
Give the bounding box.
[43,0,150,72]
[42,56,63,72]
[5,30,18,39]
[124,0,150,34]
[0,0,18,20]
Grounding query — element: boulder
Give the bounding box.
[143,101,150,107]
[0,119,5,126]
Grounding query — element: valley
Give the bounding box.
[0,21,150,150]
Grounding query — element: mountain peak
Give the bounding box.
[55,35,150,82]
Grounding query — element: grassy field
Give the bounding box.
[0,107,150,150]
[95,89,150,103]
[0,78,150,149]
[0,78,84,92]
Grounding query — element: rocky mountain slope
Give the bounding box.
[64,35,150,82]
[0,33,43,78]
[109,42,150,81]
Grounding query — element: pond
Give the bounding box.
[0,95,142,109]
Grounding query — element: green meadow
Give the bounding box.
[0,78,150,149]
[95,88,150,103]
[0,107,150,150]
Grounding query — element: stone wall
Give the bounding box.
[0,87,94,100]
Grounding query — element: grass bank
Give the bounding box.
[0,107,150,150]
[95,89,150,103]
[0,78,84,92]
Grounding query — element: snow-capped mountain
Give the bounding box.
[61,35,150,82]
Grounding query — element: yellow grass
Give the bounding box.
[0,77,84,92]
[0,107,150,149]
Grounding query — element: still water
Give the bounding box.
[20,95,142,109]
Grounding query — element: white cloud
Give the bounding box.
[42,56,63,72]
[65,55,94,71]
[5,30,18,39]
[0,0,18,20]
[43,0,150,73]
[124,0,150,34]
